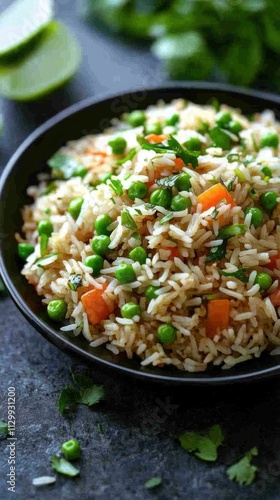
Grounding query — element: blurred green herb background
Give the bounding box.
[82,0,280,89]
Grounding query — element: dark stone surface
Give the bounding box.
[1,2,280,499]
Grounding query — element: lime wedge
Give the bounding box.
[0,21,81,101]
[0,0,53,59]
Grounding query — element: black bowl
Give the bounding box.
[1,82,280,385]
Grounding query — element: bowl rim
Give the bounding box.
[1,81,280,385]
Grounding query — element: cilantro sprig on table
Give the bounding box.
[57,372,105,414]
[178,424,224,462]
[227,448,258,486]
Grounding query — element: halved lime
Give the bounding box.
[0,0,53,59]
[0,21,81,101]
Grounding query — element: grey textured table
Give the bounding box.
[1,2,280,499]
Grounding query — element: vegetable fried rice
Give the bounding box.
[19,99,280,372]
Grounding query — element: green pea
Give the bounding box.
[129,247,147,265]
[227,120,242,135]
[244,207,263,229]
[261,166,272,178]
[216,111,232,127]
[18,242,34,260]
[121,302,141,319]
[94,214,113,236]
[260,191,278,211]
[209,126,231,150]
[255,272,273,290]
[74,166,88,178]
[115,264,136,284]
[128,181,148,201]
[91,235,111,255]
[171,194,191,211]
[145,123,162,135]
[84,255,104,277]
[175,172,192,191]
[183,137,202,151]
[61,440,81,461]
[150,188,172,209]
[145,285,160,301]
[165,114,179,126]
[157,323,176,344]
[47,300,67,322]
[260,131,279,148]
[108,137,127,155]
[68,198,84,220]
[127,110,146,127]
[37,219,53,236]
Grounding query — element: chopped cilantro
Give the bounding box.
[220,268,249,283]
[160,212,174,225]
[78,386,105,407]
[116,147,137,165]
[50,456,80,477]
[227,177,236,191]
[57,372,105,414]
[121,211,137,230]
[227,153,240,163]
[0,421,8,436]
[139,135,198,168]
[48,153,86,180]
[68,274,83,291]
[206,241,227,264]
[167,135,199,168]
[211,208,219,220]
[108,179,123,196]
[145,477,162,489]
[227,447,258,486]
[156,174,180,188]
[57,386,80,414]
[178,424,224,462]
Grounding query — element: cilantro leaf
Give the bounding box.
[139,135,198,168]
[58,373,106,413]
[167,135,199,168]
[208,424,224,447]
[108,179,123,196]
[121,211,137,230]
[178,424,224,462]
[48,153,86,180]
[227,448,258,486]
[116,147,137,165]
[78,386,105,407]
[57,386,80,414]
[145,477,162,489]
[68,274,83,291]
[156,174,180,188]
[0,421,8,436]
[206,241,227,264]
[220,268,249,283]
[50,456,80,477]
[160,212,174,225]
